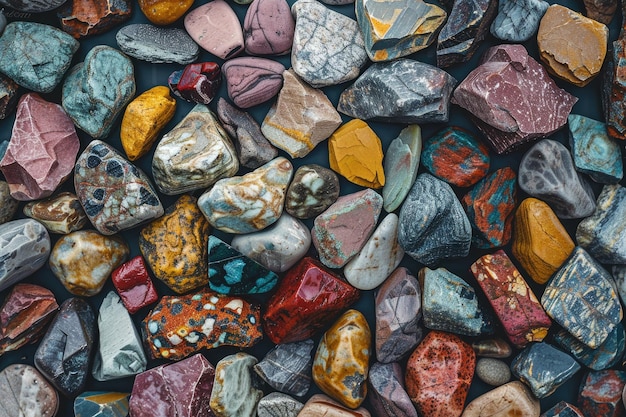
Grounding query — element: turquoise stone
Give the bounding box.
[74,392,129,417]
[0,22,79,93]
[554,323,625,371]
[568,114,623,184]
[382,125,422,213]
[208,235,279,295]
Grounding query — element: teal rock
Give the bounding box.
[62,45,135,139]
[208,235,279,295]
[577,184,626,264]
[568,114,623,184]
[490,0,549,41]
[554,323,625,371]
[0,22,79,93]
[210,353,264,417]
[419,267,493,336]
[74,392,129,417]
[382,125,422,213]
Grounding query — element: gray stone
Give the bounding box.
[382,125,421,213]
[92,292,147,381]
[0,219,50,292]
[254,339,314,397]
[0,181,18,224]
[0,22,78,93]
[291,0,368,87]
[257,392,304,417]
[210,353,263,417]
[116,24,200,64]
[338,59,457,123]
[475,358,511,386]
[0,0,66,12]
[490,0,549,42]
[368,362,417,417]
[0,364,59,417]
[285,164,340,219]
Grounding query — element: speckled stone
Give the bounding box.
[116,24,199,64]
[382,125,422,213]
[23,192,88,234]
[578,370,626,417]
[62,45,135,139]
[0,74,18,120]
[0,219,50,292]
[0,181,18,224]
[210,353,263,417]
[0,22,79,93]
[0,364,58,417]
[299,394,372,417]
[0,10,5,35]
[257,393,304,417]
[74,140,163,235]
[49,230,129,296]
[368,362,417,417]
[475,358,511,386]
[59,0,132,39]
[398,173,472,267]
[244,0,295,55]
[222,57,285,108]
[184,0,244,60]
[554,323,625,371]
[490,0,549,41]
[462,381,540,417]
[540,401,584,417]
[152,104,238,195]
[285,164,340,219]
[74,392,129,417]
[254,339,314,397]
[471,338,513,358]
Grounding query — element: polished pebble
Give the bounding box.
[368,362,417,417]
[222,57,285,108]
[74,392,130,417]
[540,401,585,417]
[168,62,221,105]
[210,353,263,417]
[475,358,511,386]
[258,393,304,417]
[138,0,194,25]
[184,0,244,59]
[285,164,340,219]
[254,339,314,397]
[23,192,88,234]
[0,364,59,417]
[471,338,512,359]
[382,125,422,213]
[116,24,199,64]
[111,255,159,314]
[243,0,295,55]
[554,323,625,371]
[298,394,372,417]
[461,381,540,417]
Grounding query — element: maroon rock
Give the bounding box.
[0,93,80,201]
[222,57,285,108]
[168,62,221,105]
[452,44,577,154]
[129,353,216,417]
[244,0,295,56]
[111,255,159,314]
[579,370,626,417]
[0,74,18,120]
[58,0,132,38]
[0,283,58,355]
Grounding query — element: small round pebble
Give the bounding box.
[475,358,511,386]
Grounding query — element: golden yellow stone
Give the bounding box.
[512,198,575,285]
[138,0,194,25]
[120,86,176,161]
[313,309,371,409]
[328,119,385,189]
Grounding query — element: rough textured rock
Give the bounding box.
[382,125,421,213]
[23,192,88,234]
[244,0,295,55]
[583,0,617,23]
[59,0,132,38]
[554,324,625,371]
[461,381,540,417]
[0,74,18,120]
[604,22,626,141]
[0,364,58,417]
[254,340,314,397]
[210,353,263,417]
[184,0,244,59]
[257,393,304,417]
[74,392,130,417]
[475,358,511,386]
[490,0,549,41]
[368,362,417,417]
[116,24,199,64]
[168,62,221,105]
[541,402,585,417]
[222,57,285,108]
[138,0,194,25]
[285,164,340,219]
[111,255,159,314]
[578,370,626,417]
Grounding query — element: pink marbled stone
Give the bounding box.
[184,0,244,60]
[222,57,285,108]
[244,0,295,56]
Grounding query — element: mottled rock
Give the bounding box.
[59,0,131,38]
[210,353,263,417]
[368,362,417,417]
[285,164,340,219]
[62,45,135,139]
[338,59,457,123]
[0,364,58,417]
[475,358,511,386]
[244,0,295,55]
[262,69,342,158]
[554,323,625,371]
[584,0,617,23]
[461,381,540,417]
[604,27,626,141]
[578,370,626,417]
[0,181,18,225]
[0,0,66,11]
[540,401,584,417]
[398,174,472,267]
[222,57,284,108]
[23,192,87,234]
[184,0,243,59]
[116,24,199,64]
[0,22,79,93]
[138,0,194,25]
[254,340,314,397]
[74,392,129,417]
[382,125,421,213]
[613,264,626,308]
[111,255,158,314]
[471,338,512,358]
[299,394,371,417]
[168,62,221,105]
[257,393,303,417]
[490,0,549,41]
[0,74,18,120]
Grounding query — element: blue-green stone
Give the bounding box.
[74,392,129,417]
[382,125,422,213]
[553,323,625,371]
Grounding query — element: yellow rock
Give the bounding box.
[138,0,194,25]
[329,119,385,188]
[120,86,176,161]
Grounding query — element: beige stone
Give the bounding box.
[461,381,540,417]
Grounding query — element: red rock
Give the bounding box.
[168,62,221,105]
[0,93,80,201]
[405,331,475,417]
[58,0,132,38]
[578,370,626,417]
[263,257,361,344]
[111,255,159,314]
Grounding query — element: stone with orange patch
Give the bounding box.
[138,0,194,25]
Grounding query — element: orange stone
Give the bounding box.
[138,0,194,25]
[328,119,385,189]
[512,198,575,284]
[537,4,608,87]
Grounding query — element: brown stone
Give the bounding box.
[537,4,608,87]
[298,394,371,417]
[583,0,617,24]
[58,0,132,38]
[23,192,88,234]
[461,381,540,417]
[512,198,575,284]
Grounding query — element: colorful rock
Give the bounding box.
[59,0,132,38]
[168,62,221,105]
[184,0,244,59]
[243,0,295,55]
[313,309,371,409]
[210,353,263,417]
[0,364,58,417]
[471,338,512,358]
[257,393,304,417]
[382,125,422,213]
[116,24,199,64]
[0,181,17,224]
[554,323,625,371]
[263,257,361,344]
[23,192,88,234]
[475,358,511,386]
[0,74,18,120]
[605,26,626,141]
[111,255,159,314]
[142,289,262,360]
[578,370,626,417]
[222,57,285,108]
[74,392,129,417]
[285,164,340,219]
[368,362,417,417]
[138,0,194,25]
[540,401,584,417]
[298,394,372,417]
[490,0,549,41]
[461,381,540,417]
[405,331,475,417]
[471,250,551,348]
[254,339,314,397]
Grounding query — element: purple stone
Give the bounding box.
[222,57,285,108]
[244,0,295,55]
[368,362,417,417]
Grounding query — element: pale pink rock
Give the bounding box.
[244,0,295,55]
[184,0,244,60]
[0,93,80,201]
[222,57,285,108]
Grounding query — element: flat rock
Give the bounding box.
[0,0,66,11]
[0,93,79,201]
[554,323,625,371]
[74,392,129,417]
[257,393,304,417]
[490,0,549,41]
[23,192,88,234]
[452,44,577,153]
[184,0,243,59]
[111,255,159,314]
[398,173,472,267]
[461,381,540,417]
[578,370,626,417]
[0,181,18,224]
[210,353,263,417]
[59,0,131,38]
[168,62,221,105]
[62,45,135,139]
[138,0,194,25]
[382,125,421,213]
[222,57,284,108]
[285,164,340,219]
[0,364,58,417]
[368,362,417,417]
[254,340,314,397]
[298,395,371,417]
[338,59,456,123]
[244,0,294,55]
[116,24,199,64]
[0,74,18,120]
[475,358,511,386]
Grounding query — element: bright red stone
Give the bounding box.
[405,331,475,417]
[168,62,221,104]
[578,370,626,417]
[111,255,159,314]
[263,257,361,344]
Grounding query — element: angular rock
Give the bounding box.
[0,283,58,356]
[257,393,304,417]
[111,255,159,314]
[262,69,342,158]
[222,57,285,108]
[490,0,549,41]
[59,0,131,38]
[263,257,360,344]
[471,250,551,348]
[421,126,489,188]
[298,394,372,417]
[285,164,340,219]
[312,188,383,268]
[0,74,18,120]
[49,230,129,297]
[116,24,199,64]
[231,213,311,273]
[512,198,575,285]
[554,323,625,371]
[583,0,617,23]
[129,353,215,417]
[452,44,577,153]
[74,392,129,417]
[578,370,626,417]
[243,0,295,55]
[542,246,623,349]
[142,289,262,360]
[184,0,243,59]
[138,0,194,25]
[398,174,472,267]
[461,381,540,417]
[34,298,96,397]
[0,22,79,93]
[198,157,292,234]
[62,45,135,139]
[0,219,50,292]
[216,98,278,169]
[405,331,475,417]
[537,5,608,86]
[168,62,221,105]
[23,192,88,234]
[254,339,314,397]
[210,353,263,417]
[368,362,417,417]
[0,93,80,201]
[471,338,512,358]
[338,59,456,123]
[577,184,626,264]
[382,125,421,213]
[0,364,58,417]
[541,402,584,417]
[0,181,17,225]
[0,0,66,11]
[475,358,511,386]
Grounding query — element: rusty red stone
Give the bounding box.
[168,62,221,105]
[578,370,626,417]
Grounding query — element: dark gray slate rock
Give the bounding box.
[554,323,625,371]
[490,0,548,41]
[257,392,303,417]
[397,173,471,267]
[0,22,78,93]
[0,0,66,12]
[254,339,313,397]
[368,362,417,417]
[338,59,456,123]
[116,24,200,64]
